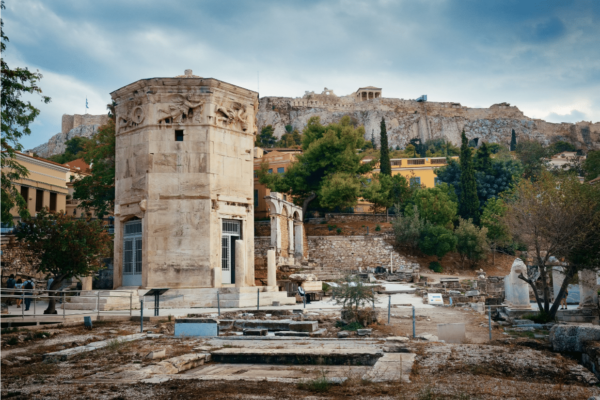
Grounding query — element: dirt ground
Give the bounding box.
[1,307,598,399]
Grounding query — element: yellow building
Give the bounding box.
[355,156,458,213]
[253,148,301,219]
[8,152,70,221]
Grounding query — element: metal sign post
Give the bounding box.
[388,295,391,324]
[217,291,221,316]
[412,306,416,338]
[140,299,144,333]
[488,306,492,341]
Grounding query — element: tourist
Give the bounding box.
[561,288,569,310]
[5,274,16,306]
[23,278,35,311]
[14,279,23,308]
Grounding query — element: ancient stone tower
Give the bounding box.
[111,70,259,290]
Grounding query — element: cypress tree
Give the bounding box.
[475,142,493,174]
[510,129,517,151]
[459,131,479,223]
[371,131,377,150]
[379,117,391,175]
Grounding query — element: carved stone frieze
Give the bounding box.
[157,94,204,125]
[215,101,248,132]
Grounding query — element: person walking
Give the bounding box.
[5,274,16,306]
[14,279,23,308]
[23,278,35,311]
[561,288,569,310]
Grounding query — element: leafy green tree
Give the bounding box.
[332,275,376,323]
[318,172,362,211]
[1,5,51,225]
[455,217,489,268]
[371,132,377,150]
[257,116,373,216]
[515,139,549,179]
[379,118,391,176]
[510,129,517,151]
[361,173,411,212]
[418,224,457,260]
[475,142,492,174]
[548,140,576,155]
[410,138,425,157]
[278,129,302,148]
[487,143,505,154]
[255,125,278,148]
[481,197,510,265]
[16,209,112,313]
[458,131,479,223]
[73,118,115,218]
[405,144,417,157]
[583,150,600,181]
[285,124,293,133]
[403,184,457,228]
[392,205,424,254]
[47,136,93,164]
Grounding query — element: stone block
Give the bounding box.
[357,328,372,336]
[174,319,218,337]
[337,331,350,338]
[274,331,310,337]
[550,324,600,352]
[146,349,166,359]
[289,321,318,332]
[243,329,267,336]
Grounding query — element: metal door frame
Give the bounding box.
[221,220,241,285]
[123,219,142,287]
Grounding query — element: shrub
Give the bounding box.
[336,228,342,234]
[336,321,363,331]
[455,218,489,268]
[375,224,381,231]
[297,371,332,392]
[429,261,442,273]
[418,224,457,260]
[522,311,554,324]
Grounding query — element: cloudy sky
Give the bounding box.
[3,0,600,149]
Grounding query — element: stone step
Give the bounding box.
[210,348,383,366]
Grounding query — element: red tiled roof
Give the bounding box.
[63,158,91,173]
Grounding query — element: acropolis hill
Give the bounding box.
[257,87,600,150]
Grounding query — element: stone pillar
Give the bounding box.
[504,258,532,310]
[80,276,93,291]
[294,223,303,258]
[552,267,565,301]
[267,249,276,287]
[288,219,294,255]
[235,240,246,288]
[579,269,598,309]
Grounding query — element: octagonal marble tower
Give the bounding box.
[111,70,258,290]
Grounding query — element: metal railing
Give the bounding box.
[0,288,134,320]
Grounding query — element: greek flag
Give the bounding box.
[86,98,89,109]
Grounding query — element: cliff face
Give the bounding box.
[29,114,109,158]
[257,95,600,150]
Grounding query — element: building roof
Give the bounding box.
[356,86,382,91]
[13,151,71,171]
[63,158,91,173]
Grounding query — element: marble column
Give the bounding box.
[235,240,246,288]
[552,267,566,301]
[267,249,276,287]
[578,269,598,309]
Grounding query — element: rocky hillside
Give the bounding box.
[257,93,600,151]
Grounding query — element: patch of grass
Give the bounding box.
[297,371,332,393]
[522,311,554,324]
[106,338,129,352]
[34,331,50,339]
[335,321,363,331]
[1,327,19,334]
[506,329,536,339]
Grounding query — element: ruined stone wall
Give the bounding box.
[258,96,600,151]
[325,213,389,223]
[279,215,289,258]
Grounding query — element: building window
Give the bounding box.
[268,169,273,174]
[49,192,57,212]
[20,186,29,206]
[254,171,258,178]
[254,190,259,208]
[277,167,284,174]
[410,177,421,187]
[434,178,441,186]
[391,160,402,167]
[35,190,44,212]
[407,159,425,165]
[175,130,184,141]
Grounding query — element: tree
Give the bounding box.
[548,140,576,155]
[15,209,112,313]
[73,118,116,218]
[458,131,479,223]
[1,3,51,225]
[455,218,489,268]
[475,142,492,174]
[257,116,373,216]
[502,172,600,319]
[515,139,549,180]
[255,125,278,148]
[510,129,517,151]
[278,129,302,148]
[332,275,376,324]
[403,184,457,228]
[371,132,377,150]
[583,150,600,181]
[318,172,362,211]
[392,205,424,254]
[361,173,411,213]
[418,224,457,260]
[47,136,93,164]
[422,138,460,157]
[480,197,510,265]
[379,118,391,176]
[405,144,417,157]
